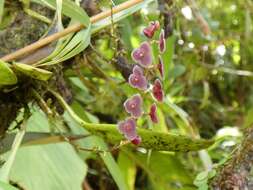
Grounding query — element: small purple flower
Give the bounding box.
[118,118,137,141]
[152,79,164,102]
[143,21,160,38]
[132,42,152,68]
[124,94,143,118]
[157,56,164,79]
[159,29,166,53]
[131,135,142,145]
[128,65,148,90]
[149,103,159,123]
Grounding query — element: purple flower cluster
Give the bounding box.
[117,21,167,145]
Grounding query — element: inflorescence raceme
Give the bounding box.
[117,21,166,145]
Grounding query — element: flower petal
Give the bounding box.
[133,65,143,76]
[131,135,142,145]
[132,48,143,61]
[128,66,148,90]
[159,29,166,53]
[131,42,152,68]
[149,103,159,123]
[152,79,164,102]
[158,56,164,79]
[124,94,143,118]
[143,21,160,38]
[117,118,137,141]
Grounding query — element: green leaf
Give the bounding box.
[0,0,4,23]
[40,23,91,66]
[5,111,87,190]
[127,151,193,190]
[0,60,17,85]
[85,123,213,152]
[0,121,26,183]
[91,0,155,34]
[163,35,176,90]
[118,151,136,190]
[13,62,52,81]
[0,132,88,154]
[66,102,129,190]
[53,90,214,152]
[0,181,18,190]
[34,0,89,26]
[9,144,86,190]
[170,64,186,79]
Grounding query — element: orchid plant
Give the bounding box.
[117,21,166,144]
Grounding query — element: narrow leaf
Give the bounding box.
[118,151,136,190]
[0,132,88,154]
[13,62,52,81]
[53,90,214,152]
[34,0,90,26]
[91,0,154,34]
[0,0,4,23]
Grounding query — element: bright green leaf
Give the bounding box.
[0,60,17,85]
[34,0,90,26]
[0,181,18,190]
[118,151,136,190]
[6,111,87,190]
[13,62,52,81]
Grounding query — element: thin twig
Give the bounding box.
[0,0,144,62]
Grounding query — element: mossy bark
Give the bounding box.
[0,1,54,57]
[0,1,53,136]
[210,127,253,189]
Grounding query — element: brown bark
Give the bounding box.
[211,127,253,190]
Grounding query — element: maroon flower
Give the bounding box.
[152,79,164,102]
[128,65,148,90]
[143,21,160,38]
[132,42,152,68]
[157,56,164,79]
[149,103,159,123]
[118,118,137,141]
[159,29,166,53]
[124,94,143,118]
[131,135,142,145]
